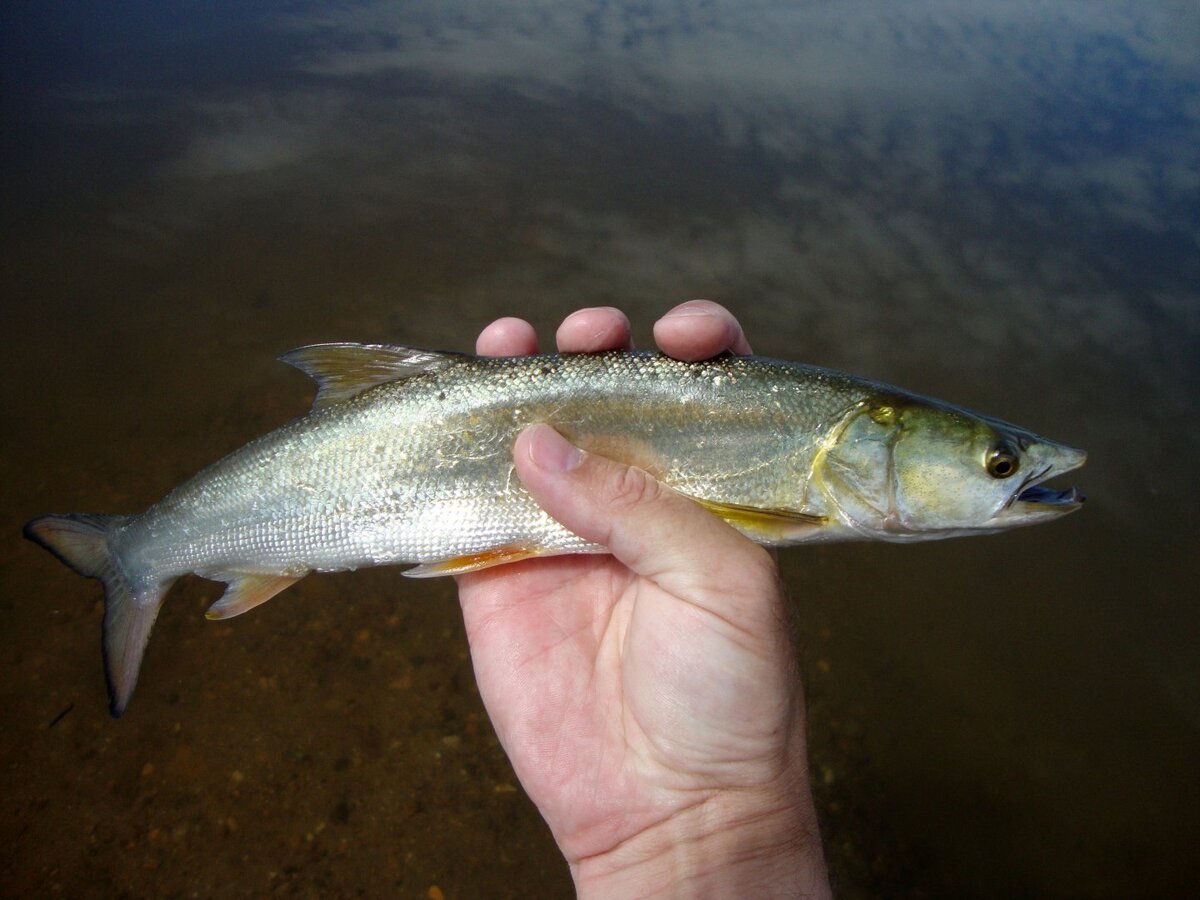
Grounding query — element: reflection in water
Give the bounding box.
[3,1,1198,896]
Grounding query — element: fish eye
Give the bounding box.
[986,446,1020,479]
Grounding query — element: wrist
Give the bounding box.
[570,780,830,899]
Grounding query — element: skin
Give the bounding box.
[458,301,831,898]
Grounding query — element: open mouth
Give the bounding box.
[1017,483,1085,507]
[1004,445,1087,520]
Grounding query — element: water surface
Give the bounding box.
[3,2,1198,896]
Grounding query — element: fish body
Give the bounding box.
[26,346,1086,715]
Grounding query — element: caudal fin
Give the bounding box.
[24,513,170,717]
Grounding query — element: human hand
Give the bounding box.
[457,301,830,898]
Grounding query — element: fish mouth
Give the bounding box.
[1015,482,1085,507]
[992,445,1087,526]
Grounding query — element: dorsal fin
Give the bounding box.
[279,343,466,410]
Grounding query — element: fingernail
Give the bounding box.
[666,300,716,317]
[526,424,583,472]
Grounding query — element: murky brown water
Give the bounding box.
[3,2,1198,897]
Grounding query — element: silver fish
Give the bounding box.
[25,345,1086,715]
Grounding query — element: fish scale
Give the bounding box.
[126,351,844,578]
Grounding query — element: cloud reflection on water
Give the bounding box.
[149,1,1198,367]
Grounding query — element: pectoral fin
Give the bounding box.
[404,545,543,578]
[686,496,827,545]
[205,573,305,620]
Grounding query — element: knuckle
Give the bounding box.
[603,464,664,514]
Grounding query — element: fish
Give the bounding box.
[25,344,1086,716]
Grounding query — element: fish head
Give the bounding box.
[815,396,1086,540]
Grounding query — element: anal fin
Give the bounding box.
[404,545,542,578]
[206,573,305,620]
[685,496,827,545]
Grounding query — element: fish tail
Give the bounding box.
[24,513,169,718]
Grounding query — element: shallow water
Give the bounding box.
[2,2,1198,896]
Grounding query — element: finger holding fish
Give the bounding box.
[654,299,753,360]
[556,306,634,353]
[476,316,539,356]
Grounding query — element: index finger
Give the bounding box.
[476,317,539,356]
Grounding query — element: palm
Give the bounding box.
[457,547,797,861]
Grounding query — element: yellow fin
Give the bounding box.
[403,545,542,578]
[686,496,827,545]
[205,573,304,620]
[279,343,466,410]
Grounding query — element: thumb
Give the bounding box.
[513,423,782,615]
